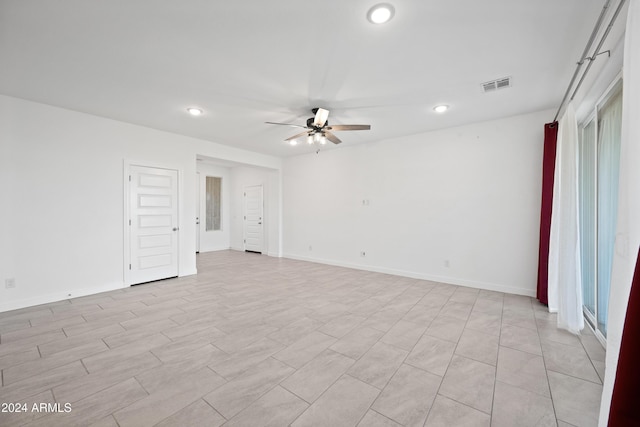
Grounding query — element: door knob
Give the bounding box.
[172,227,179,231]
[258,222,262,225]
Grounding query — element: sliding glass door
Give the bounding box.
[578,80,622,340]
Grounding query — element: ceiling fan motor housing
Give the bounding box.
[306,117,328,130]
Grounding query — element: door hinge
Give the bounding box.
[244,192,246,196]
[128,219,131,226]
[129,264,131,270]
[129,175,131,182]
[244,216,246,220]
[244,239,246,243]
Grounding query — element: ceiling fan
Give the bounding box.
[266,108,371,145]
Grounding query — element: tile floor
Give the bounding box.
[0,250,606,426]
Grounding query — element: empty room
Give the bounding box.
[1,1,639,426]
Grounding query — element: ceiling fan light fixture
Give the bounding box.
[289,139,298,146]
[319,135,327,145]
[187,107,203,116]
[307,135,314,144]
[433,105,449,113]
[367,3,395,24]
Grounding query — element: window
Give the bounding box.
[578,79,622,340]
[205,176,222,231]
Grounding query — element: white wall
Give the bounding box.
[0,95,281,312]
[229,166,281,257]
[196,164,231,252]
[283,110,551,296]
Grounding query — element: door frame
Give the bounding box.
[123,159,183,286]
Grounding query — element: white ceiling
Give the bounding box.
[0,0,604,157]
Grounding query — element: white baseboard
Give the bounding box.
[282,252,536,297]
[0,281,128,313]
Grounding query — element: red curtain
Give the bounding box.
[608,247,640,426]
[536,122,558,305]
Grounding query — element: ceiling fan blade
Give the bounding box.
[265,121,308,129]
[324,131,342,144]
[313,108,329,127]
[327,124,371,131]
[285,131,310,141]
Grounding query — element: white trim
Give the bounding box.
[282,253,536,297]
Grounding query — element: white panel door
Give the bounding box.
[129,165,179,284]
[243,185,263,253]
[196,172,200,253]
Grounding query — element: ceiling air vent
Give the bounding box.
[481,76,512,93]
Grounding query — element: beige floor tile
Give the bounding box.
[380,320,427,351]
[440,301,473,321]
[291,375,380,427]
[0,330,66,358]
[548,371,602,427]
[496,346,550,397]
[30,378,149,427]
[0,346,40,370]
[0,251,607,427]
[372,364,441,427]
[138,345,229,394]
[82,333,171,372]
[102,318,178,348]
[114,368,225,427]
[88,415,120,427]
[455,328,499,366]
[329,326,385,360]
[472,298,504,315]
[541,340,601,384]
[501,307,537,330]
[211,337,284,380]
[580,335,606,362]
[424,395,490,427]
[267,316,324,346]
[465,311,502,336]
[0,390,56,427]
[0,361,87,402]
[3,340,107,385]
[224,386,308,427]
[319,313,367,338]
[204,357,294,419]
[401,304,440,327]
[54,351,161,403]
[273,331,337,369]
[155,399,225,427]
[492,381,556,427]
[357,410,402,427]
[425,315,466,343]
[281,349,355,403]
[405,334,456,376]
[500,324,542,356]
[438,355,495,414]
[347,342,408,389]
[38,324,125,357]
[538,324,583,347]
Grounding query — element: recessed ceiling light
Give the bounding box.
[367,3,395,24]
[187,107,203,116]
[433,105,449,113]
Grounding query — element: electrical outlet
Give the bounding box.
[5,278,16,289]
[360,251,366,257]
